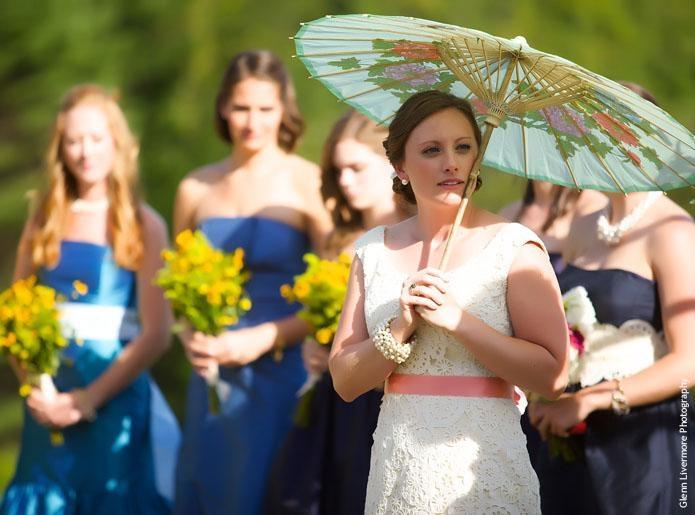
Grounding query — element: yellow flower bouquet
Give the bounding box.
[280,252,351,425]
[0,276,69,445]
[155,229,251,414]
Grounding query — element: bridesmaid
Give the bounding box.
[530,83,695,514]
[172,50,332,515]
[1,84,175,514]
[265,110,410,514]
[499,181,606,274]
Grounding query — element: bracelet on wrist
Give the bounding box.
[373,317,417,364]
[610,378,630,416]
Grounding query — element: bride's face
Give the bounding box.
[397,107,478,207]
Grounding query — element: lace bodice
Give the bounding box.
[357,222,544,515]
[356,222,543,377]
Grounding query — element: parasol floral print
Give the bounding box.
[295,14,694,193]
[323,38,665,175]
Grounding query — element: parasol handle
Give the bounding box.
[439,122,496,270]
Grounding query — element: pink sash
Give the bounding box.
[386,373,518,401]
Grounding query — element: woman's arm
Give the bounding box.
[329,256,400,401]
[173,174,206,234]
[13,216,37,282]
[593,213,695,408]
[531,213,695,438]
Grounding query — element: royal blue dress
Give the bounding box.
[535,264,695,515]
[174,217,309,515]
[1,241,175,515]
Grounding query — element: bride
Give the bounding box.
[329,90,569,514]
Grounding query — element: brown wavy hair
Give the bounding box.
[383,90,483,204]
[215,50,304,151]
[30,84,144,270]
[321,110,406,254]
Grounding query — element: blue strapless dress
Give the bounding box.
[535,264,695,515]
[1,241,173,515]
[174,217,309,515]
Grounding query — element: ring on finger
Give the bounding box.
[408,284,417,294]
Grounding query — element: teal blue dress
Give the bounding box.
[174,217,309,515]
[1,241,177,515]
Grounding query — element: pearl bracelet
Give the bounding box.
[373,318,417,364]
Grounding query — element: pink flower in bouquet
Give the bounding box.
[569,421,588,435]
[568,323,585,355]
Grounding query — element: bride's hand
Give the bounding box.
[392,268,449,340]
[413,277,463,332]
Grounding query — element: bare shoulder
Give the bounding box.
[575,189,608,215]
[286,154,324,213]
[287,154,321,189]
[139,203,168,242]
[177,160,228,199]
[649,196,694,250]
[498,199,522,220]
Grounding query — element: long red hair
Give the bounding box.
[30,84,144,270]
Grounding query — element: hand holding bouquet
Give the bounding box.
[155,229,251,414]
[534,286,598,462]
[280,252,351,425]
[0,276,69,445]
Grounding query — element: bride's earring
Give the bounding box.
[401,178,409,185]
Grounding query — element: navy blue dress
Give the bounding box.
[535,264,695,515]
[174,217,309,515]
[548,251,564,275]
[264,372,382,515]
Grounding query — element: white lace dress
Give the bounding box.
[359,223,543,515]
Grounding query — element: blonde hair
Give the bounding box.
[30,84,144,270]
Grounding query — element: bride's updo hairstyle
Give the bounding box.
[383,90,483,204]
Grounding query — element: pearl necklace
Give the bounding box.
[69,198,110,213]
[596,191,661,245]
